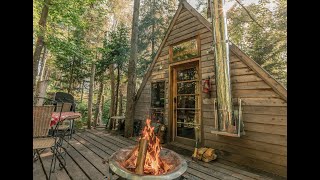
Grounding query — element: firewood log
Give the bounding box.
[203,148,215,159]
[197,148,208,160]
[135,138,148,175]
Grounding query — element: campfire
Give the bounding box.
[108,118,187,179]
[121,118,172,175]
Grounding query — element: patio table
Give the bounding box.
[51,112,81,127]
[50,112,82,149]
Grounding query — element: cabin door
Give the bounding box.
[171,61,201,146]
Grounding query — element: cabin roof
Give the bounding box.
[135,0,287,103]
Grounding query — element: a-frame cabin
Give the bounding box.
[134,1,287,177]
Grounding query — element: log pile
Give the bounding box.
[194,147,217,163]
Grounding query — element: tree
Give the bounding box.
[87,63,96,129]
[97,24,130,128]
[136,0,178,78]
[94,76,105,127]
[33,0,51,98]
[227,0,287,86]
[125,0,141,137]
[196,0,287,86]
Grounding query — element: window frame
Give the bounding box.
[169,36,201,63]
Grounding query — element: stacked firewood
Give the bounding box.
[194,147,217,162]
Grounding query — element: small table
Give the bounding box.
[110,116,125,131]
[50,112,81,141]
[51,112,82,127]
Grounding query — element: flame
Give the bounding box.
[122,118,172,175]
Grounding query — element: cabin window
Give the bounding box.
[172,38,199,61]
[150,81,165,123]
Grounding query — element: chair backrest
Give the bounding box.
[54,92,74,103]
[55,102,73,112]
[33,105,55,137]
[53,92,76,112]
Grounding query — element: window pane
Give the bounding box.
[177,95,196,108]
[177,110,196,139]
[177,67,197,81]
[172,38,198,61]
[150,109,164,123]
[177,82,196,94]
[151,81,165,108]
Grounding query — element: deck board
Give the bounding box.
[66,138,108,176]
[34,129,283,180]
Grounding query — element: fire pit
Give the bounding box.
[108,118,187,179]
[109,146,187,179]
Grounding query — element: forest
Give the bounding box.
[33,0,287,136]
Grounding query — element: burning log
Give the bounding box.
[125,146,138,160]
[121,118,172,175]
[135,138,148,175]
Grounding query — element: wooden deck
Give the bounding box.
[33,129,285,180]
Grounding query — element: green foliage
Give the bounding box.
[75,120,85,130]
[102,100,111,125]
[136,0,178,78]
[196,0,287,87]
[227,0,287,86]
[76,101,89,123]
[96,24,130,78]
[35,0,109,94]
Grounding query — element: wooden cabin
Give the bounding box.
[134,1,287,178]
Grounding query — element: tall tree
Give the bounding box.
[137,0,178,78]
[227,0,287,86]
[109,64,115,122]
[119,89,123,116]
[114,66,120,115]
[94,75,105,127]
[196,0,287,86]
[33,0,51,97]
[87,63,96,129]
[125,0,140,137]
[38,46,48,81]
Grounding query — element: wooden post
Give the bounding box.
[135,138,148,175]
[211,0,233,131]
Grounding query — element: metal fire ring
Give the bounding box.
[108,146,188,180]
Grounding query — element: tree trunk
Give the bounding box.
[80,80,84,103]
[68,56,75,94]
[119,90,123,116]
[33,0,51,98]
[151,0,155,59]
[35,80,49,106]
[100,95,105,125]
[94,78,104,127]
[125,0,140,138]
[38,46,47,81]
[87,63,96,129]
[114,66,120,116]
[107,64,115,130]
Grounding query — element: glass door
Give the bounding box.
[172,62,200,146]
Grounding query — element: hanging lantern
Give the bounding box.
[203,76,211,93]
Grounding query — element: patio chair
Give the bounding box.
[53,92,77,146]
[33,105,62,180]
[53,92,76,112]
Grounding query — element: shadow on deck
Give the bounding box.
[33,129,285,180]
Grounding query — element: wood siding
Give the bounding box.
[134,5,287,178]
